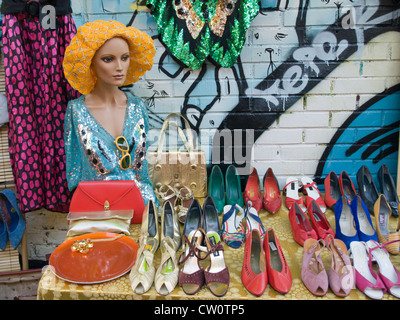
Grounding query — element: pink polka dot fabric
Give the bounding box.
[2,12,80,213]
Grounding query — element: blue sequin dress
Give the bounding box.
[64,92,157,207]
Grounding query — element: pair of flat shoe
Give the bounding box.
[0,189,26,250]
[241,228,292,296]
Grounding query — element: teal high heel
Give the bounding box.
[225,165,244,207]
[208,165,225,214]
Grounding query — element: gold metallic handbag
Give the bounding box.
[147,113,207,197]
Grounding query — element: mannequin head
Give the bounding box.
[91,37,130,90]
[63,20,155,95]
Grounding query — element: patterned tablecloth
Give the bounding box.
[37,196,400,300]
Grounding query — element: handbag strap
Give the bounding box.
[156,113,194,154]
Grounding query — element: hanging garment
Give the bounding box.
[2,0,80,213]
[64,92,158,209]
[146,0,260,69]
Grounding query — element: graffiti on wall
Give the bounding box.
[124,0,400,185]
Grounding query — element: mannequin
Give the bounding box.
[85,37,131,139]
[63,20,157,208]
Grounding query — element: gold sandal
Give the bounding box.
[174,184,194,224]
[154,184,178,219]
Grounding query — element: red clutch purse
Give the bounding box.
[69,180,145,224]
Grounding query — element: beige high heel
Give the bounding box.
[129,200,159,294]
[154,200,181,295]
[374,194,400,255]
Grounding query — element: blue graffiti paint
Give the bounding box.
[318,89,400,191]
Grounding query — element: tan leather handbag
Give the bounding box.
[147,113,207,197]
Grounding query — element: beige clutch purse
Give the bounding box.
[67,210,134,237]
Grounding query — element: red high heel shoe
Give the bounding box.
[307,200,335,240]
[241,229,268,296]
[324,171,341,210]
[264,228,292,294]
[289,202,318,246]
[244,167,263,212]
[262,168,282,214]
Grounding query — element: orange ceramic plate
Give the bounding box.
[49,232,139,284]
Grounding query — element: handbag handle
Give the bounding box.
[156,113,195,154]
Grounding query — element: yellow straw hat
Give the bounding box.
[63,20,155,95]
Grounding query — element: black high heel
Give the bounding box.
[182,198,203,240]
[378,164,399,217]
[202,196,220,235]
[356,165,379,216]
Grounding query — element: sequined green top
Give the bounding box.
[147,0,260,69]
[64,92,157,207]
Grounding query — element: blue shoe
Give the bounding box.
[0,190,26,249]
[221,204,245,248]
[334,195,359,249]
[0,207,8,250]
[351,194,378,242]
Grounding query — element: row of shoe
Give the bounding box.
[350,240,400,300]
[301,235,354,297]
[324,164,399,217]
[209,165,282,214]
[0,189,26,250]
[284,176,326,213]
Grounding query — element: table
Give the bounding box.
[37,196,400,300]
